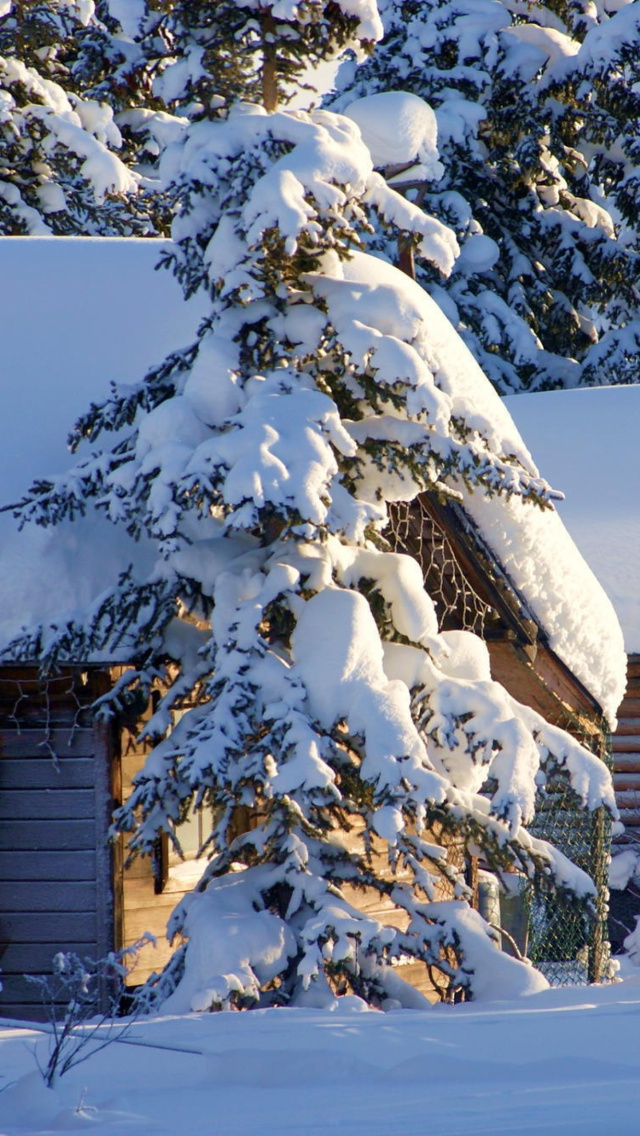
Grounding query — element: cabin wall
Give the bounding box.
[117,724,194,988]
[0,642,614,1015]
[0,670,114,1021]
[117,720,468,1003]
[606,655,640,953]
[612,655,640,843]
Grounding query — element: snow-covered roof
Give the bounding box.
[505,386,640,655]
[311,251,624,722]
[0,236,207,648]
[0,237,626,722]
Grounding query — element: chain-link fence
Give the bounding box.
[526,733,613,986]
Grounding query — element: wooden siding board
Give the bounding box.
[1,820,95,851]
[1,912,97,941]
[121,862,188,986]
[123,937,177,987]
[0,729,95,758]
[1,1007,59,1022]
[612,737,640,753]
[0,851,96,882]
[613,773,640,791]
[0,789,96,821]
[0,668,120,1021]
[620,698,640,714]
[487,641,554,719]
[0,759,95,790]
[92,714,115,994]
[0,973,72,1009]
[614,790,640,809]
[0,942,98,973]
[614,719,640,736]
[0,882,96,913]
[616,813,640,828]
[613,757,640,774]
[612,656,640,844]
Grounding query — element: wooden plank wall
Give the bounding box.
[0,671,114,1021]
[607,655,640,951]
[117,717,193,988]
[612,655,640,843]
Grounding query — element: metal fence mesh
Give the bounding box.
[526,777,611,984]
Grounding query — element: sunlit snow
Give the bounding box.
[505,386,640,654]
[0,237,208,645]
[2,978,640,1135]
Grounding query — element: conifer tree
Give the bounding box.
[4,0,617,1008]
[551,1,640,385]
[331,0,640,392]
[0,0,382,235]
[131,0,381,116]
[0,0,162,233]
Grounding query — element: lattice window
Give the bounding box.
[387,497,494,636]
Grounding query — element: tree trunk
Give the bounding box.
[261,12,279,112]
[397,240,415,280]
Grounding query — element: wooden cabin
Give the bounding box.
[0,665,198,1017]
[0,240,624,1019]
[607,655,640,952]
[0,487,614,1019]
[0,669,115,1018]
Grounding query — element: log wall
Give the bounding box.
[612,655,640,843]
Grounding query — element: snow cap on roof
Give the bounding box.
[506,386,640,657]
[330,251,626,723]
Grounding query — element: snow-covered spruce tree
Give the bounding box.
[0,0,158,234]
[6,4,617,1009]
[0,0,384,235]
[547,2,640,386]
[25,0,184,201]
[120,0,382,117]
[330,0,640,393]
[0,0,190,234]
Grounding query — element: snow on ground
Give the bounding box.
[2,976,640,1135]
[505,386,640,654]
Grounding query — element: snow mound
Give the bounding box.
[344,91,443,177]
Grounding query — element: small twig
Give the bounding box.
[26,939,153,1087]
[486,921,524,961]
